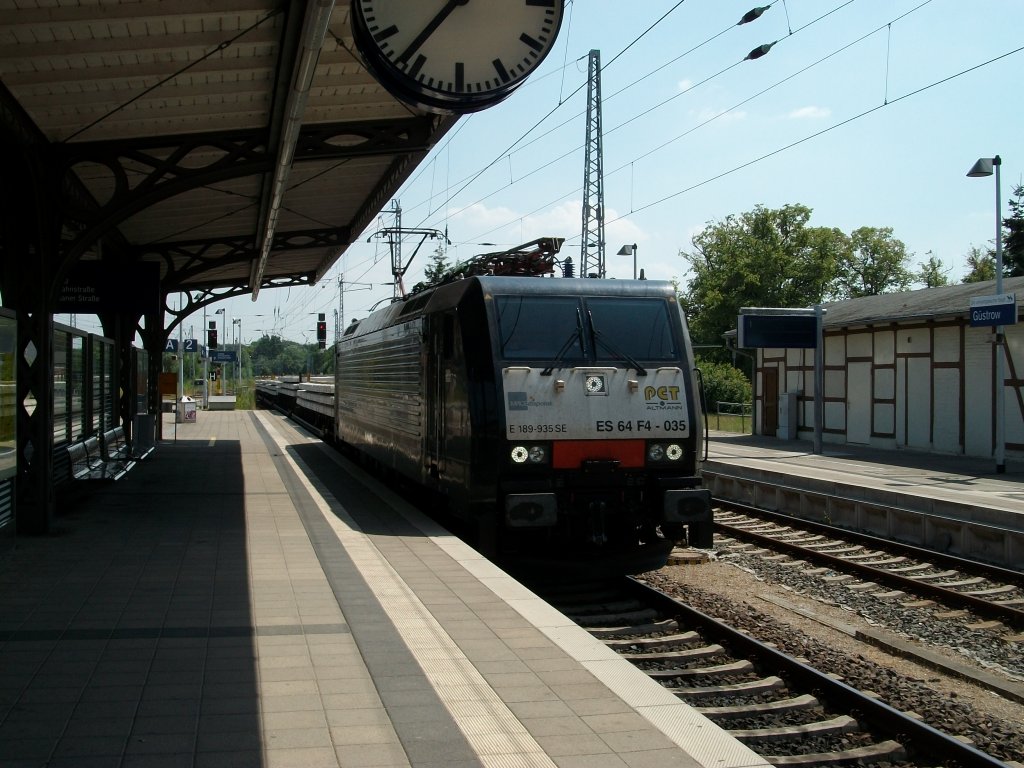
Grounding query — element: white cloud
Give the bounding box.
[787,105,831,120]
[678,78,694,92]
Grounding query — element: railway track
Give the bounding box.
[713,500,1024,638]
[541,577,1014,768]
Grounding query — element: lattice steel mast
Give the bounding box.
[580,49,605,278]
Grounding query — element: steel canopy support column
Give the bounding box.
[1,150,59,534]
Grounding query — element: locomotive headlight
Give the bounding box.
[510,444,548,465]
[647,443,684,463]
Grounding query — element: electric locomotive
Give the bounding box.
[334,238,711,572]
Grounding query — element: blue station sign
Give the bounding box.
[210,350,237,363]
[969,293,1017,327]
[164,338,203,353]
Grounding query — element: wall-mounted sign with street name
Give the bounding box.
[210,350,237,363]
[969,293,1017,327]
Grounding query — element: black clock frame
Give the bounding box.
[350,0,564,114]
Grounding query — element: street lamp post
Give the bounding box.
[233,318,242,388]
[617,243,637,279]
[967,155,1005,474]
[215,308,225,397]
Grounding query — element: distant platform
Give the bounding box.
[206,395,236,410]
[705,431,1024,569]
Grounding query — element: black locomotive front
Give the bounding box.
[335,274,711,572]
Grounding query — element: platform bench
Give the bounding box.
[130,417,156,461]
[102,427,136,469]
[68,437,129,482]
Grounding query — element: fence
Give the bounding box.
[710,401,752,433]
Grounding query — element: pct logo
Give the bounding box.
[508,391,529,411]
[644,385,680,403]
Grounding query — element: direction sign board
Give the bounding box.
[210,350,237,363]
[969,293,1017,327]
[738,313,817,349]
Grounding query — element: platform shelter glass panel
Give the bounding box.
[103,340,115,429]
[89,335,115,433]
[51,323,88,445]
[0,310,15,482]
[53,329,69,444]
[69,333,86,441]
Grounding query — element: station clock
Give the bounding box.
[351,0,565,113]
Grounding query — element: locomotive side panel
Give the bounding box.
[336,319,425,480]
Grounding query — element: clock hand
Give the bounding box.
[397,0,470,65]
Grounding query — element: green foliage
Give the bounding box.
[678,206,917,362]
[423,245,450,284]
[833,226,912,299]
[678,204,846,361]
[962,244,996,283]
[1004,182,1024,277]
[409,245,453,294]
[248,334,330,376]
[696,358,752,412]
[915,252,950,288]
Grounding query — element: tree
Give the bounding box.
[423,244,450,284]
[833,226,912,299]
[696,358,752,410]
[248,334,322,376]
[915,251,950,288]
[678,204,847,359]
[961,244,996,284]
[1004,182,1024,277]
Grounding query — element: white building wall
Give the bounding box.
[963,328,993,457]
[752,311,1021,460]
[932,326,961,453]
[873,330,896,447]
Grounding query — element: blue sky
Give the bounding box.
[76,0,1024,343]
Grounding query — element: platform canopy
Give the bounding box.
[0,1,456,306]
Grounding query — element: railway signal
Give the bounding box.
[316,313,327,349]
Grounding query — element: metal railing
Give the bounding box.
[710,401,752,433]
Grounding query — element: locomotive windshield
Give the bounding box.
[496,295,678,363]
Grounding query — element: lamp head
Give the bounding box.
[616,244,637,256]
[967,157,994,177]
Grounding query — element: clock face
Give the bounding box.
[351,0,564,113]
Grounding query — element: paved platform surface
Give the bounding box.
[0,411,766,768]
[706,431,1024,523]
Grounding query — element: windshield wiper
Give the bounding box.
[541,308,584,375]
[587,310,647,376]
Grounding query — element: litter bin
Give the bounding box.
[176,396,197,424]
